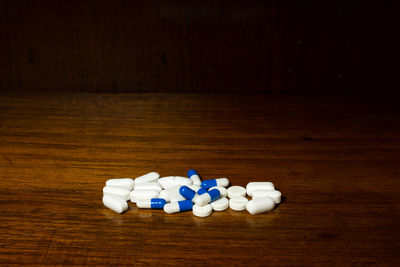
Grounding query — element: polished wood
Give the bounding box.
[0,92,399,265]
[0,0,398,94]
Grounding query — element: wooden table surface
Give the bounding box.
[0,92,399,265]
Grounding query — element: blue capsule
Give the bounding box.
[188,169,202,186]
[201,178,229,189]
[136,198,166,209]
[164,200,193,214]
[197,188,208,195]
[179,185,196,200]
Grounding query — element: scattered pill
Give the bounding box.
[201,178,229,189]
[188,169,202,186]
[130,189,159,203]
[103,186,131,201]
[197,188,208,195]
[209,186,228,198]
[164,200,193,214]
[179,185,199,202]
[134,182,162,192]
[188,184,201,192]
[252,190,281,204]
[136,198,167,209]
[134,172,160,185]
[158,176,175,189]
[159,185,187,202]
[246,182,275,197]
[103,195,128,214]
[195,188,220,206]
[158,176,192,189]
[193,204,213,217]
[227,186,246,199]
[246,197,275,215]
[229,197,248,211]
[210,197,229,211]
[106,178,134,191]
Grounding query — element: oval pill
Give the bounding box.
[134,182,162,192]
[130,189,159,203]
[134,172,160,185]
[136,198,167,209]
[229,197,248,211]
[158,176,175,189]
[210,197,229,211]
[246,182,275,197]
[252,190,282,204]
[201,178,229,189]
[164,200,193,214]
[192,204,213,217]
[227,186,246,198]
[103,195,128,214]
[246,197,275,215]
[103,186,130,201]
[188,169,202,186]
[209,186,227,198]
[106,178,135,190]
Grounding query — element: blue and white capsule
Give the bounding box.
[195,188,221,206]
[197,187,208,195]
[136,198,167,209]
[179,185,201,203]
[187,169,202,186]
[164,200,193,214]
[201,178,229,189]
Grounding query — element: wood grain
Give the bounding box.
[0,92,399,265]
[0,0,399,94]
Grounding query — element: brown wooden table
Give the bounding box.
[0,92,399,265]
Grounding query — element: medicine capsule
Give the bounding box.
[246,182,275,197]
[164,200,193,214]
[134,172,160,185]
[197,188,208,195]
[209,186,228,198]
[187,169,202,186]
[179,185,201,203]
[159,185,186,202]
[106,178,135,191]
[201,178,229,189]
[136,198,167,209]
[195,189,220,206]
[103,195,128,214]
[103,186,131,201]
[246,197,275,215]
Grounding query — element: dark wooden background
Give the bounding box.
[0,0,399,94]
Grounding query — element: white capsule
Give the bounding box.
[246,197,275,215]
[103,186,130,201]
[192,204,213,217]
[229,197,248,211]
[159,185,186,202]
[210,197,229,211]
[252,190,282,204]
[227,186,246,198]
[215,178,230,187]
[103,195,128,214]
[130,189,159,203]
[174,176,193,186]
[190,174,202,186]
[246,182,275,197]
[134,172,160,185]
[106,178,134,190]
[209,186,227,198]
[157,176,175,189]
[134,182,162,192]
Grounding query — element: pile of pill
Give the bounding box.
[102,169,282,217]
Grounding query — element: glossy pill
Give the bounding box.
[252,190,282,204]
[195,189,220,206]
[134,172,160,185]
[136,198,167,209]
[209,186,227,198]
[211,197,229,211]
[159,185,186,202]
[164,200,193,214]
[134,182,162,192]
[192,204,213,217]
[229,197,248,211]
[227,186,246,198]
[201,178,229,189]
[187,169,202,186]
[246,182,275,197]
[103,186,130,201]
[130,189,159,203]
[246,197,275,215]
[103,195,128,214]
[106,178,134,190]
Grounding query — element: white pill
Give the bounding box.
[134,172,160,185]
[134,182,162,192]
[252,190,282,204]
[188,184,201,192]
[103,195,128,214]
[210,197,229,211]
[130,189,159,203]
[157,176,175,189]
[159,185,186,203]
[229,197,248,211]
[209,186,228,198]
[193,204,213,217]
[103,186,130,201]
[106,178,134,190]
[246,182,275,197]
[227,186,246,198]
[173,176,193,186]
[246,197,275,215]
